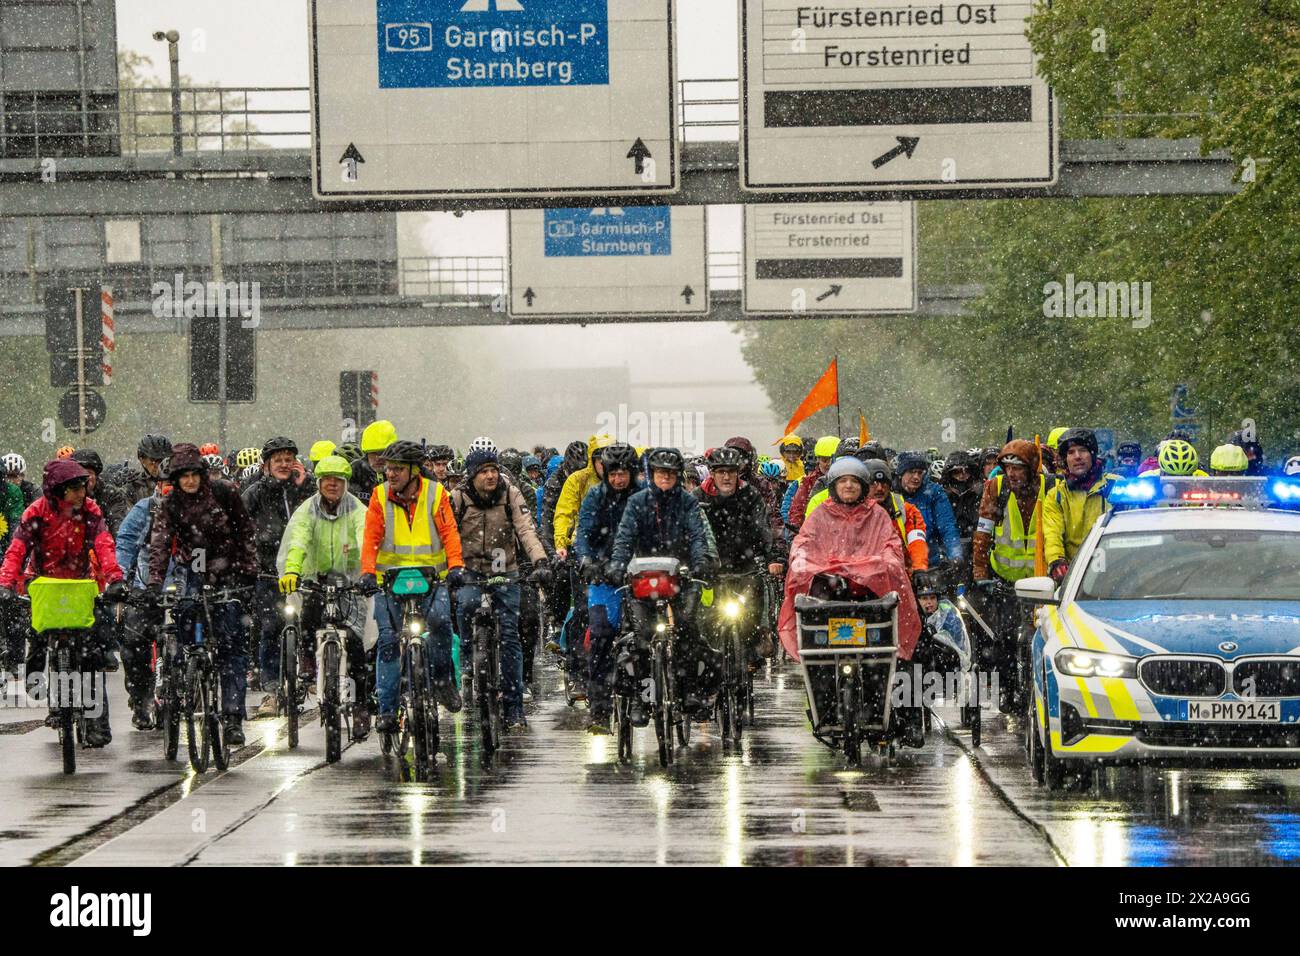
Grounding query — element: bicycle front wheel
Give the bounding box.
[281,625,299,749]
[186,657,212,772]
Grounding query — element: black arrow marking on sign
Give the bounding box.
[523,287,536,306]
[681,286,695,304]
[816,284,843,302]
[627,138,652,175]
[871,136,920,169]
[339,143,366,165]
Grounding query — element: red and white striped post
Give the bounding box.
[100,287,115,385]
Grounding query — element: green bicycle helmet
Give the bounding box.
[1158,439,1199,475]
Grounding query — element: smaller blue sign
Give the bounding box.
[377,0,610,89]
[543,207,672,257]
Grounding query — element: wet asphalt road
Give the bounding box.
[4,659,1300,866]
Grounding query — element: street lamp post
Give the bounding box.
[152,30,183,156]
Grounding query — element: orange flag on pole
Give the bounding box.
[858,412,870,446]
[1034,433,1047,577]
[783,358,839,436]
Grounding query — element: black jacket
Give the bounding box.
[610,483,719,575]
[241,474,314,574]
[539,441,587,558]
[693,480,782,572]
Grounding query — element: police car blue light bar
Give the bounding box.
[1110,476,1295,510]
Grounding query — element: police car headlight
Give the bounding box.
[723,600,741,619]
[1055,649,1136,679]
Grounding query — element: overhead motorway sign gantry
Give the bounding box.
[508,206,708,318]
[310,0,679,201]
[743,202,916,315]
[739,0,1057,192]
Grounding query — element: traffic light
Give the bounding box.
[44,288,103,388]
[339,371,378,430]
[188,317,257,403]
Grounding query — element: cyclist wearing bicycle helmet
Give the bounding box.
[424,444,455,484]
[242,437,313,713]
[63,448,127,537]
[778,434,806,483]
[276,454,371,739]
[146,444,259,745]
[695,445,786,663]
[572,443,644,731]
[608,447,721,720]
[1286,456,1300,477]
[1209,443,1249,476]
[1042,428,1121,582]
[786,436,840,536]
[1114,441,1142,478]
[361,439,466,730]
[102,434,172,509]
[449,446,550,731]
[2,453,36,508]
[0,458,127,746]
[1147,438,1207,477]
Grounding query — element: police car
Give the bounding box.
[1018,476,1300,788]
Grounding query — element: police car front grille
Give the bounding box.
[1136,723,1300,749]
[1232,659,1300,698]
[1138,658,1226,698]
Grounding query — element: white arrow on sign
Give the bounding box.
[460,0,525,10]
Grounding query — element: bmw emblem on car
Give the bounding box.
[1219,641,1239,654]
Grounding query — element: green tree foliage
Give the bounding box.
[741,2,1300,460]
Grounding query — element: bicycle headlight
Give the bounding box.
[409,620,422,635]
[723,599,741,619]
[1054,649,1136,679]
[841,664,854,676]
[282,603,295,618]
[655,622,666,633]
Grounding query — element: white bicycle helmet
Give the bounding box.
[468,436,497,455]
[1285,456,1300,477]
[240,463,261,483]
[2,452,25,475]
[202,453,226,475]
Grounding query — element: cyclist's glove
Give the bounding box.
[359,573,379,596]
[444,566,466,590]
[278,572,299,595]
[529,565,553,587]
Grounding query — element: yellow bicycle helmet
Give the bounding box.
[1209,443,1248,474]
[1046,426,1070,450]
[360,420,398,454]
[1158,439,1199,475]
[309,439,337,463]
[812,435,840,458]
[313,454,353,482]
[235,447,261,469]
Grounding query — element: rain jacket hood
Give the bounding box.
[42,458,90,500]
[779,497,920,660]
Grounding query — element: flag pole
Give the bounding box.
[834,353,842,435]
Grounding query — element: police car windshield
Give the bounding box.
[1077,529,1300,601]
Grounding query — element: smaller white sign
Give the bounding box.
[743,202,916,315]
[509,206,708,318]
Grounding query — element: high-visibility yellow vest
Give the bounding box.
[373,478,448,576]
[808,487,911,543]
[990,474,1045,582]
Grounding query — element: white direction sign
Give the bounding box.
[743,202,916,315]
[740,0,1057,191]
[310,0,678,200]
[509,206,708,318]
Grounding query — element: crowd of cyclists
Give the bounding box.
[0,419,1295,763]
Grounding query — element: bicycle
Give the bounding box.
[276,584,303,750]
[711,572,764,747]
[22,579,115,775]
[467,573,511,759]
[299,575,365,764]
[380,568,440,782]
[613,558,706,768]
[156,582,250,773]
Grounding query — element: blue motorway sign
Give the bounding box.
[377,0,609,89]
[543,207,672,257]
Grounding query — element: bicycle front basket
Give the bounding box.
[28,577,99,633]
[389,568,431,596]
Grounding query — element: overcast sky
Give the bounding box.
[113,1,778,442]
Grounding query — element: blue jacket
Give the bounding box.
[610,483,718,574]
[574,474,644,564]
[115,495,179,589]
[536,454,563,528]
[901,478,964,565]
